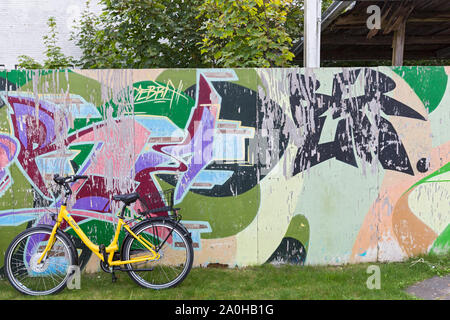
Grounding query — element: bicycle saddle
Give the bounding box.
[113,193,140,205]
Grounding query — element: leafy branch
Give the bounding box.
[17,16,75,70]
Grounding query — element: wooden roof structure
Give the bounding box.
[293,0,450,65]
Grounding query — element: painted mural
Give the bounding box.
[0,67,448,273]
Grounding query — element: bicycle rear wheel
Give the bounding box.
[121,219,193,289]
[4,226,77,296]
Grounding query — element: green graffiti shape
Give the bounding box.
[404,161,450,195]
[103,80,196,130]
[157,178,260,239]
[393,66,448,114]
[284,214,310,252]
[430,224,450,255]
[156,68,264,93]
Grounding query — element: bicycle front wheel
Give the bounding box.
[122,219,194,289]
[4,226,77,296]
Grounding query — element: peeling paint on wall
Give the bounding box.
[0,67,448,272]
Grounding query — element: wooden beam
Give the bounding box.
[322,35,450,46]
[437,46,450,58]
[392,19,407,66]
[408,11,450,23]
[335,11,450,26]
[383,4,415,35]
[321,48,436,61]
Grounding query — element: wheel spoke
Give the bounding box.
[123,221,193,289]
[4,228,74,296]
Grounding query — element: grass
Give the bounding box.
[0,253,448,300]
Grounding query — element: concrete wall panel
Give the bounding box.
[0,67,448,272]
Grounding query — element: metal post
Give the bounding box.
[304,0,322,68]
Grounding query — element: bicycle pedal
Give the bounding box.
[111,272,118,283]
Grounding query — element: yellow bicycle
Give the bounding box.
[4,174,194,295]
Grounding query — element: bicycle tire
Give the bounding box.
[4,226,77,296]
[121,219,193,289]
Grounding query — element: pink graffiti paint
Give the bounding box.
[0,135,18,193]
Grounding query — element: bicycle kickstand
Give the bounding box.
[111,270,118,283]
[100,244,118,283]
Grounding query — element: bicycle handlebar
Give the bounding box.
[53,174,88,199]
[53,174,88,185]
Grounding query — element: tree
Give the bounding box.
[197,0,295,68]
[42,17,76,69]
[286,0,333,45]
[16,55,43,70]
[69,1,106,68]
[197,0,334,67]
[16,16,75,70]
[71,0,206,68]
[71,0,335,68]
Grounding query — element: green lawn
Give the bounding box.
[0,253,448,300]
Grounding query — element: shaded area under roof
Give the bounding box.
[293,0,450,64]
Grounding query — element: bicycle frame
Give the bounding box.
[37,205,160,267]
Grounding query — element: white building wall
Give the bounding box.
[0,0,102,69]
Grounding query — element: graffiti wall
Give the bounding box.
[0,67,448,272]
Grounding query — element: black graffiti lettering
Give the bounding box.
[289,68,426,176]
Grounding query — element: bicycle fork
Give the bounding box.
[36,222,60,265]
